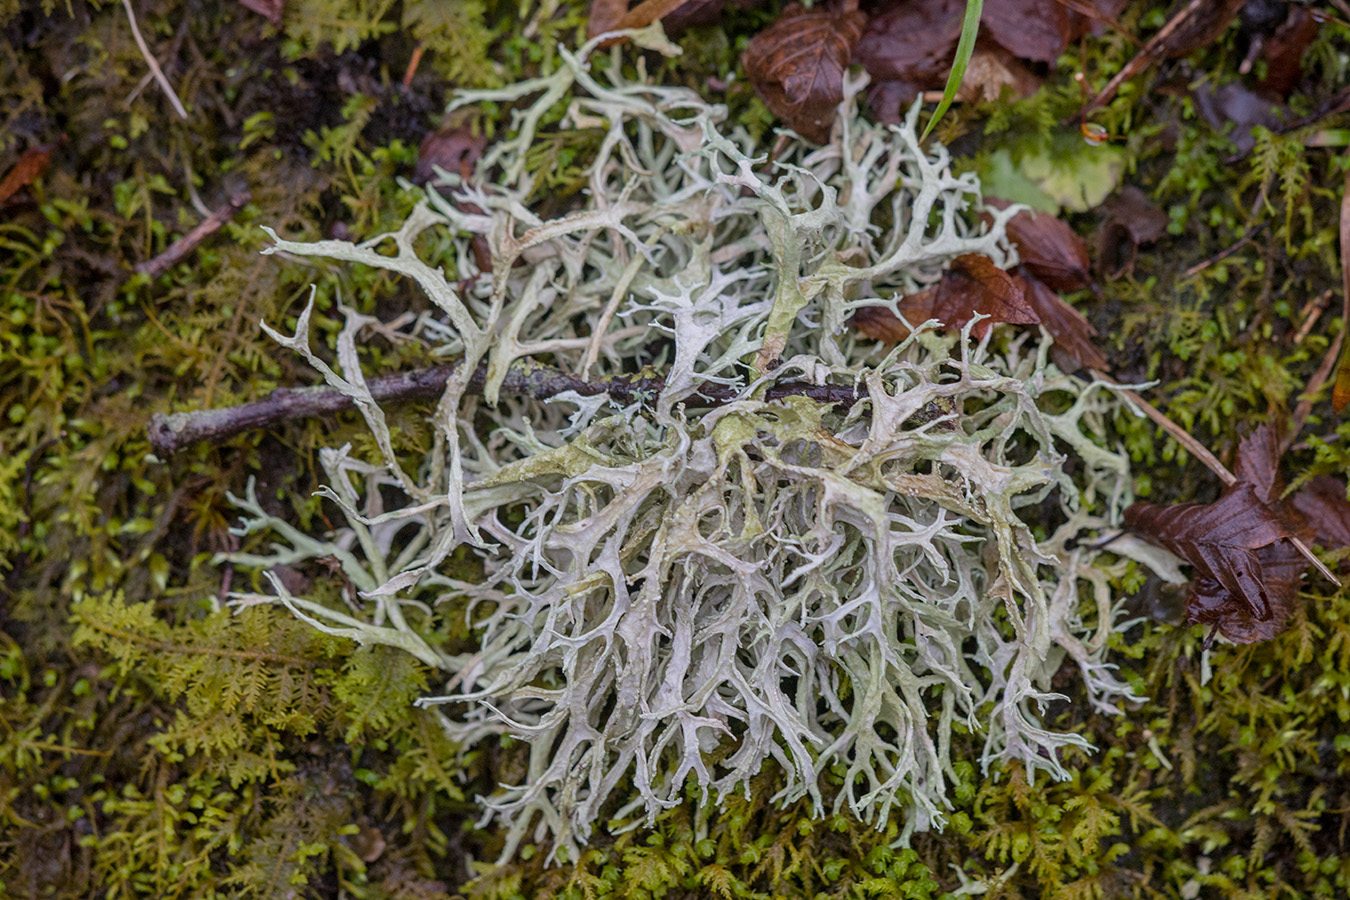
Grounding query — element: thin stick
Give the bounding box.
[135,191,250,278]
[1179,223,1266,279]
[1287,327,1344,451]
[1073,0,1207,122]
[148,358,869,457]
[121,0,189,121]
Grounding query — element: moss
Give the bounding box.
[3,0,1350,898]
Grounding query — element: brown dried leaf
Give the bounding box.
[1124,481,1294,633]
[850,304,918,343]
[986,197,1092,292]
[930,254,1037,337]
[854,0,964,86]
[588,0,630,35]
[1291,477,1350,551]
[1066,0,1130,40]
[413,123,487,187]
[237,0,283,26]
[955,48,1042,104]
[1158,0,1245,58]
[1258,6,1320,97]
[742,4,867,144]
[1017,270,1107,372]
[1097,185,1168,279]
[982,0,1073,63]
[0,142,56,207]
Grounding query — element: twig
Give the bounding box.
[1072,0,1207,122]
[1290,288,1335,346]
[1179,223,1267,279]
[1101,373,1339,586]
[135,190,250,278]
[121,0,189,121]
[148,358,870,457]
[1287,326,1344,451]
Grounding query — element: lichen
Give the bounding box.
[220,30,1143,863]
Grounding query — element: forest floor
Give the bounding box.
[3,1,1350,898]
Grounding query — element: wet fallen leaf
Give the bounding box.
[588,0,630,35]
[852,254,1038,342]
[1125,480,1293,641]
[982,0,1073,63]
[742,3,867,144]
[1017,269,1108,372]
[850,305,914,343]
[0,141,58,207]
[1097,185,1168,278]
[237,0,283,26]
[956,47,1042,104]
[1157,0,1246,58]
[1125,424,1350,644]
[853,0,964,86]
[985,196,1092,292]
[1291,477,1350,551]
[1192,81,1283,155]
[1257,6,1320,97]
[1066,0,1129,39]
[413,122,487,186]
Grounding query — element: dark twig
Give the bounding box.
[1179,222,1267,279]
[135,190,251,278]
[148,358,870,457]
[1071,0,1207,123]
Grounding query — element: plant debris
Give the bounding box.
[742,2,867,143]
[1125,424,1350,645]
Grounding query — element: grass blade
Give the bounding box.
[921,0,983,141]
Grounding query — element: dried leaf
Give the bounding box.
[237,0,283,26]
[850,305,915,343]
[1158,0,1245,58]
[854,0,964,86]
[986,196,1091,292]
[0,142,56,207]
[982,0,1072,63]
[855,255,1038,343]
[1193,81,1283,156]
[1125,481,1294,632]
[1258,6,1320,97]
[1097,185,1168,279]
[1291,477,1350,550]
[955,48,1042,104]
[413,123,487,186]
[1066,0,1129,40]
[1017,270,1107,372]
[928,254,1037,337]
[588,0,630,35]
[742,3,866,144]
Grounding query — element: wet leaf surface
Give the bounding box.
[986,196,1092,292]
[1097,184,1168,278]
[1125,425,1350,644]
[852,254,1037,342]
[1016,268,1108,372]
[982,0,1073,63]
[742,3,867,143]
[853,0,964,85]
[0,141,58,207]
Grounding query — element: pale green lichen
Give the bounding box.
[224,30,1142,864]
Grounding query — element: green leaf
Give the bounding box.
[921,0,983,141]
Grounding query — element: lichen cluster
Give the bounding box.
[224,31,1140,861]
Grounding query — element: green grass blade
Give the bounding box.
[921,0,983,141]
